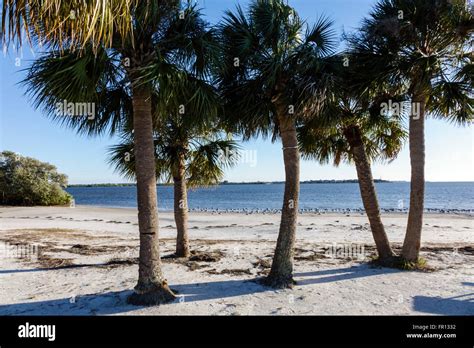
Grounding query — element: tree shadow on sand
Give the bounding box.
[0,259,137,274]
[293,264,402,285]
[0,279,269,315]
[0,264,104,274]
[413,282,474,315]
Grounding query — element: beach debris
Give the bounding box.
[206,268,252,276]
[252,258,271,269]
[189,250,224,262]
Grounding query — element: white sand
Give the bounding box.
[0,205,472,315]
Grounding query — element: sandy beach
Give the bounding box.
[0,205,472,315]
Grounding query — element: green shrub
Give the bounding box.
[0,151,73,206]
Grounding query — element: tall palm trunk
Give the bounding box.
[173,153,190,257]
[402,93,427,262]
[128,85,175,305]
[344,125,394,260]
[266,102,300,288]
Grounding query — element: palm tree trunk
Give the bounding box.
[127,85,175,305]
[402,94,427,262]
[344,125,394,260]
[174,154,190,258]
[265,106,300,288]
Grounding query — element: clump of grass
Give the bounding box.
[369,255,433,271]
[397,257,430,270]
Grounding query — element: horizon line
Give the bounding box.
[67,180,474,186]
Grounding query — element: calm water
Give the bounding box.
[66,182,474,213]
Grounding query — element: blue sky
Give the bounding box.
[0,0,472,184]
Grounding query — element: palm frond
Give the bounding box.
[21,46,131,137]
[429,80,474,125]
[187,139,240,187]
[305,16,336,57]
[2,0,137,52]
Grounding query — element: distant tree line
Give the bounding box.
[69,179,390,187]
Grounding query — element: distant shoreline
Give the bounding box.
[69,179,393,187]
[68,180,474,187]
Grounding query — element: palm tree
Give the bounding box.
[350,0,473,262]
[217,0,335,288]
[299,89,407,261]
[108,118,239,258]
[12,1,217,305]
